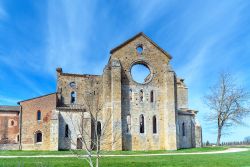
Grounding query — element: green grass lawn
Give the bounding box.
[0,149,250,167]
[0,146,227,156]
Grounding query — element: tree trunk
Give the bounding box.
[217,126,222,146]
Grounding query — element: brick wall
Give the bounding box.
[0,111,19,144]
[20,93,57,150]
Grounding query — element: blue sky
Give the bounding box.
[0,0,250,143]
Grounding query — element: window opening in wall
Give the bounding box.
[69,82,76,88]
[11,120,14,126]
[77,138,82,149]
[65,124,69,138]
[129,89,132,101]
[131,63,151,84]
[140,89,143,102]
[182,122,185,136]
[36,131,42,143]
[71,91,76,104]
[126,115,131,133]
[150,90,154,102]
[37,110,41,121]
[136,45,143,54]
[97,121,102,137]
[139,114,144,133]
[153,116,157,134]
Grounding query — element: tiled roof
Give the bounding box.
[0,105,20,111]
[17,92,56,104]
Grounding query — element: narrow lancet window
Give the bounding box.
[127,115,131,133]
[71,91,76,104]
[65,124,69,138]
[37,110,41,121]
[153,116,157,134]
[150,90,154,102]
[182,122,185,136]
[139,114,144,133]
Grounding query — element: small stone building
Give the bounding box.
[1,32,202,151]
[0,106,20,150]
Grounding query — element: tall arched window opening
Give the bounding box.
[97,121,102,137]
[182,122,185,136]
[65,124,69,138]
[139,114,144,133]
[126,115,131,133]
[150,90,154,102]
[37,110,41,121]
[71,91,76,104]
[153,116,157,134]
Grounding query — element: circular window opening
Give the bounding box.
[136,45,143,54]
[69,82,76,88]
[131,63,151,84]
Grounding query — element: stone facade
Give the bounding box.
[4,32,202,150]
[54,32,202,150]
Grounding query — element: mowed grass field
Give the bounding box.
[0,147,250,167]
[0,146,226,156]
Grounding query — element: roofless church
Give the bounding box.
[0,32,202,150]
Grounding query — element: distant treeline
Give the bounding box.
[204,140,250,146]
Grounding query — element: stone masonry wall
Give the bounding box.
[109,35,177,150]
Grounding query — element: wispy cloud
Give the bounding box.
[0,95,20,105]
[46,0,97,75]
[0,56,43,95]
[0,2,7,20]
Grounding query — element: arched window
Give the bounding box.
[150,90,154,102]
[37,110,41,121]
[97,121,101,136]
[11,120,14,126]
[65,124,69,138]
[153,116,157,134]
[71,91,76,104]
[182,122,185,136]
[126,115,131,133]
[140,89,143,102]
[139,114,144,133]
[35,131,42,143]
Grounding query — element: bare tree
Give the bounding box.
[64,88,121,167]
[204,72,250,146]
